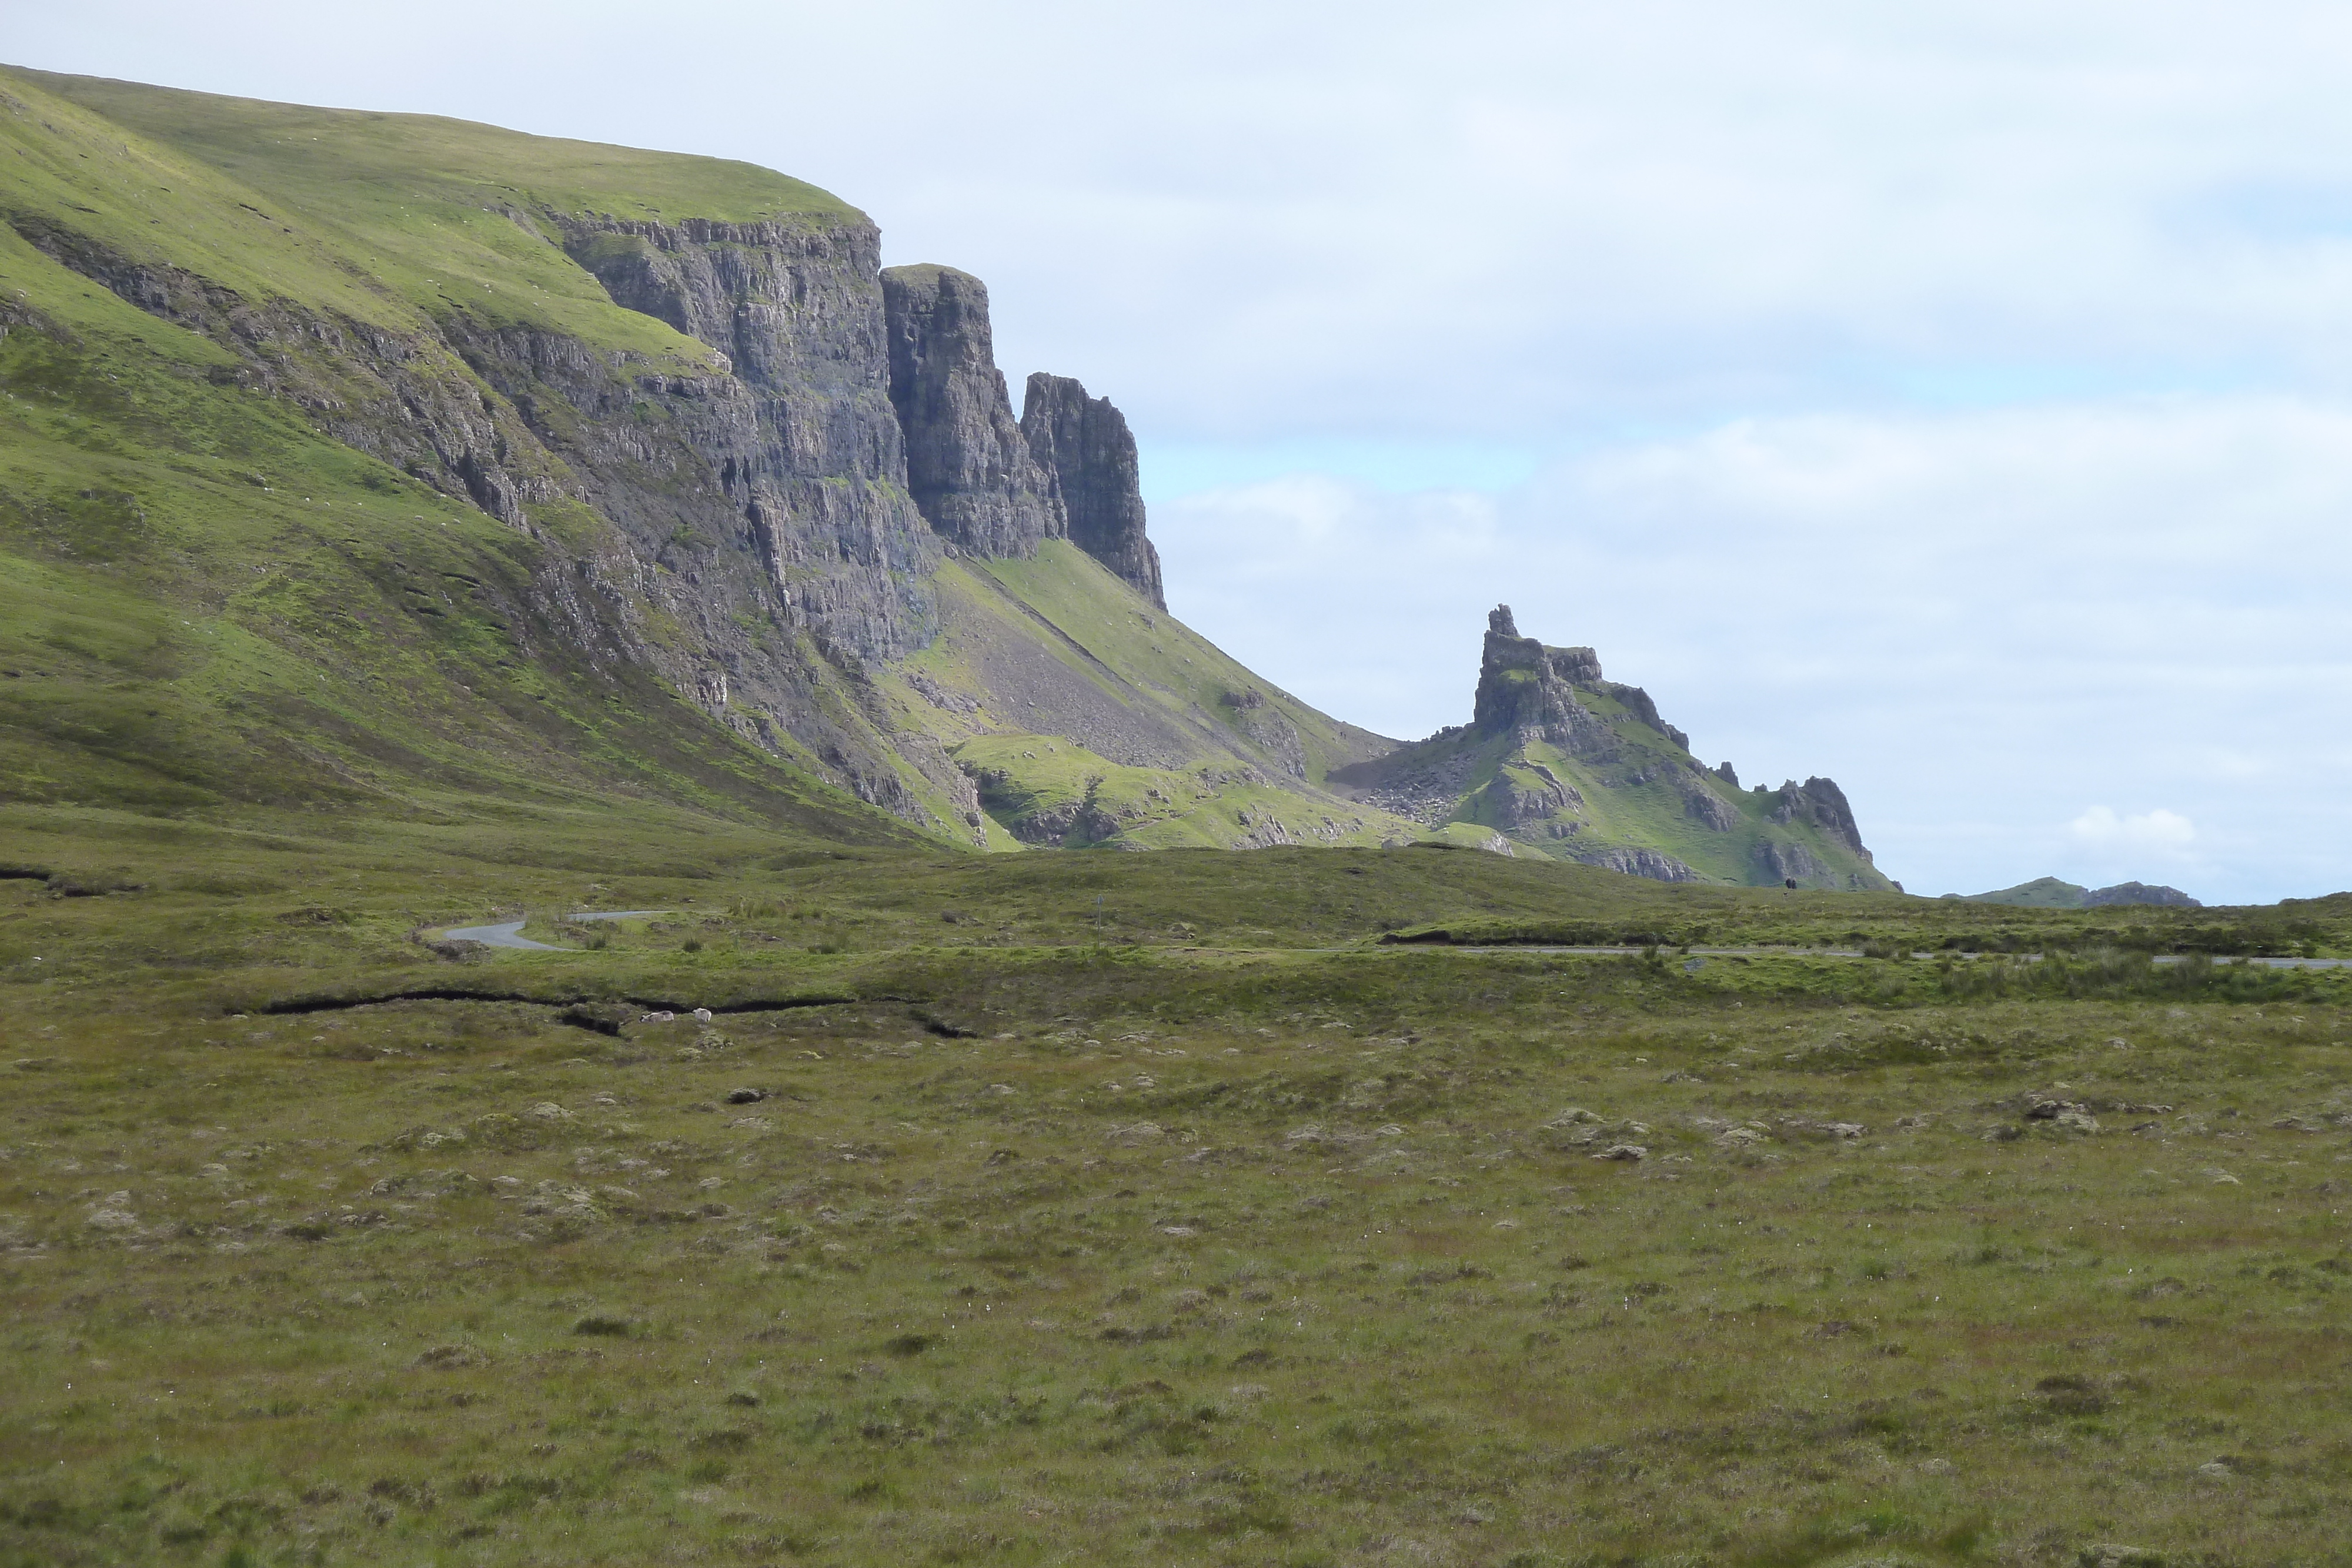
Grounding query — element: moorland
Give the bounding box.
[7,801,2352,1567]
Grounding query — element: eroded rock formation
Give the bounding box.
[1330,604,1890,888]
[1021,373,1165,609]
[880,265,1061,559]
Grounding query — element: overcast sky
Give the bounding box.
[16,1,2352,902]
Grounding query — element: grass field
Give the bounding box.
[7,810,2352,1567]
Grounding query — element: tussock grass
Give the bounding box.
[8,824,2352,1563]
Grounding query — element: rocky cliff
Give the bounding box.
[1021,373,1165,610]
[880,265,1061,559]
[0,67,1382,852]
[1330,604,1893,888]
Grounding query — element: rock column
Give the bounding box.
[1021,372,1165,609]
[880,265,1061,557]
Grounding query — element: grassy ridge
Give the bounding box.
[11,65,844,362]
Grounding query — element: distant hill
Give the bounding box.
[1945,877,2201,909]
[1325,607,1895,888]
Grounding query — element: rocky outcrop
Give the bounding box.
[28,195,969,821]
[1484,765,1579,828]
[1769,777,1871,862]
[1756,838,1831,884]
[2083,882,2201,909]
[1469,606,1615,757]
[1681,776,1739,831]
[1330,604,1892,889]
[1576,845,1702,883]
[1021,373,1165,609]
[554,218,941,662]
[879,266,1061,558]
[8,69,1411,852]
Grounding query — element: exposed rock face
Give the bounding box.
[1471,606,1613,756]
[878,265,1061,559]
[556,218,941,666]
[1681,775,1740,832]
[26,197,971,820]
[1577,845,1702,882]
[1756,839,1830,883]
[1021,373,1164,609]
[1770,777,1872,862]
[1332,603,1892,889]
[9,71,1408,852]
[1483,762,1582,828]
[2084,882,2202,909]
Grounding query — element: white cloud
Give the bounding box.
[1156,393,2352,904]
[28,1,2352,439]
[2069,807,2197,854]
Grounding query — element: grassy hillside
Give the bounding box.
[1959,876,2092,908]
[1340,664,1889,890]
[1,68,1425,859]
[13,66,844,355]
[0,69,917,845]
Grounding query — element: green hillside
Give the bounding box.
[1955,878,2204,910]
[14,66,844,347]
[0,69,918,848]
[881,543,1415,850]
[1,66,1426,861]
[1958,875,2091,908]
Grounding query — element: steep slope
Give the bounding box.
[880,543,1412,848]
[0,68,1408,854]
[1330,607,1896,888]
[1021,372,1164,609]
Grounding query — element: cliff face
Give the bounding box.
[1021,373,1165,610]
[0,68,1385,852]
[5,68,984,825]
[559,218,938,666]
[1330,604,1892,888]
[1471,605,1612,755]
[880,265,1061,559]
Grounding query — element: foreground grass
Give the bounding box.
[8,842,2352,1566]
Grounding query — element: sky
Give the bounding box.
[14,0,2352,902]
